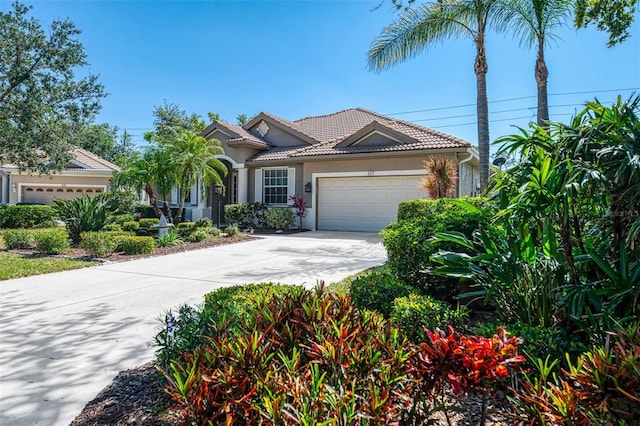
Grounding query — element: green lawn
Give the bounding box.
[0,252,98,281]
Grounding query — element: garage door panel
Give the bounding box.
[318,176,426,232]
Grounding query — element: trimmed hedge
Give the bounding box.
[34,229,70,255]
[80,231,119,258]
[119,235,155,254]
[2,229,33,249]
[396,196,494,222]
[109,213,136,225]
[349,267,415,318]
[121,221,139,232]
[0,205,57,229]
[390,294,467,342]
[138,218,159,228]
[381,197,496,298]
[265,207,295,230]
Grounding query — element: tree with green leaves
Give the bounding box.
[498,0,574,126]
[149,128,227,224]
[368,0,500,190]
[575,0,638,46]
[74,123,119,162]
[0,1,105,172]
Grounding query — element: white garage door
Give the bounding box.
[318,176,426,232]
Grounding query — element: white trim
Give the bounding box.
[287,167,296,205]
[69,159,91,169]
[310,169,424,231]
[350,130,404,146]
[214,154,244,169]
[17,183,107,203]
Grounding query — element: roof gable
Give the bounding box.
[335,121,411,148]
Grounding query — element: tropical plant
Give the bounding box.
[368,0,501,189]
[54,193,118,244]
[513,322,640,424]
[147,127,227,224]
[497,0,573,126]
[421,156,458,198]
[157,228,182,247]
[288,195,307,228]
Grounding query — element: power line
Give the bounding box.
[413,102,594,123]
[386,88,639,116]
[430,112,576,130]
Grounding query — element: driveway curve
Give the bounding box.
[0,231,386,426]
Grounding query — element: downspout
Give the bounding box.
[457,149,474,197]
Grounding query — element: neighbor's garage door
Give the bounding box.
[317,176,425,232]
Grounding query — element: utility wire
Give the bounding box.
[386,88,639,116]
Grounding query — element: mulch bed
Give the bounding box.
[4,235,258,264]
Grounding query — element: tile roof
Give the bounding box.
[213,121,272,148]
[1,147,119,172]
[70,147,120,171]
[246,107,471,162]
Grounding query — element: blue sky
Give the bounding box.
[20,0,640,151]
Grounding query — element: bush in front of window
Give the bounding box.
[265,207,295,231]
[224,203,268,229]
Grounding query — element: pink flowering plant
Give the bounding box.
[288,195,307,229]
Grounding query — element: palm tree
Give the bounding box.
[368,0,499,190]
[497,0,573,126]
[161,128,227,224]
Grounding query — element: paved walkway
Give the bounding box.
[0,231,386,425]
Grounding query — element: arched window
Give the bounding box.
[26,188,33,192]
[86,189,93,193]
[36,188,43,192]
[76,189,83,193]
[67,189,73,193]
[56,189,64,192]
[46,188,53,192]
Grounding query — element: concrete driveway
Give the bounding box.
[0,231,386,425]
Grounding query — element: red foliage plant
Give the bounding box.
[407,325,525,396]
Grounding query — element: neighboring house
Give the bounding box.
[176,107,480,232]
[0,147,120,205]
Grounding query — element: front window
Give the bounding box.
[263,168,288,205]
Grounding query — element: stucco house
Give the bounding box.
[171,107,480,232]
[0,147,120,205]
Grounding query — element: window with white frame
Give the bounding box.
[263,168,288,205]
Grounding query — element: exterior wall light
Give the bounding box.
[304,182,312,193]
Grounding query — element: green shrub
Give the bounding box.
[381,197,496,298]
[102,223,122,232]
[397,196,493,221]
[189,228,208,242]
[121,221,139,232]
[2,229,34,249]
[0,205,57,228]
[390,294,467,342]
[176,221,195,237]
[80,231,119,258]
[265,207,295,230]
[119,235,155,254]
[349,267,415,317]
[194,217,212,229]
[138,218,159,228]
[33,229,70,255]
[224,202,268,228]
[224,224,241,236]
[109,213,136,225]
[54,194,118,244]
[210,227,222,237]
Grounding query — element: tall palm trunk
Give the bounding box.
[535,37,550,126]
[475,32,490,190]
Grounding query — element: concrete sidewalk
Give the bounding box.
[0,231,386,425]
